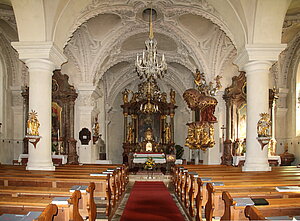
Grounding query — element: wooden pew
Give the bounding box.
[221,191,300,220]
[36,204,58,221]
[0,164,128,219]
[0,182,96,220]
[173,165,300,220]
[0,169,122,219]
[0,190,83,221]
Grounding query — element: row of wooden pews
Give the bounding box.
[0,163,129,220]
[173,165,300,221]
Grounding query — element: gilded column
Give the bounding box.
[124,113,128,143]
[170,113,175,143]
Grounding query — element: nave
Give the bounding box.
[1,163,300,221]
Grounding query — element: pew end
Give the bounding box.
[244,205,266,220]
[35,204,58,221]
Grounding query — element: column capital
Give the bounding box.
[11,41,67,69]
[234,44,287,71]
[244,60,273,75]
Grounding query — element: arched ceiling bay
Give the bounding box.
[86,14,122,41]
[282,0,300,44]
[178,14,216,40]
[121,32,177,52]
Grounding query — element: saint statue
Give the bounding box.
[27,110,40,136]
[145,128,154,141]
[170,89,176,104]
[164,123,171,144]
[92,117,100,137]
[127,123,134,144]
[122,89,129,103]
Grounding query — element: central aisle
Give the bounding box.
[120,181,185,221]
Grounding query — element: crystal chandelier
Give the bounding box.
[135,8,167,81]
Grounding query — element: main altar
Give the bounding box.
[121,80,177,169]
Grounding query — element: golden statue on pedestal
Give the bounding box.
[127,123,134,144]
[164,123,171,144]
[257,113,271,137]
[27,110,40,136]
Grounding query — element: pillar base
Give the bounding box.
[242,163,271,171]
[26,163,55,171]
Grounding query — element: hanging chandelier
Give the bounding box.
[135,8,167,81]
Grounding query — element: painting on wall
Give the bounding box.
[52,102,62,140]
[138,113,161,142]
[238,104,247,139]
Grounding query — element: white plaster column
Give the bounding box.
[243,61,273,171]
[234,44,286,171]
[12,42,67,170]
[74,84,96,164]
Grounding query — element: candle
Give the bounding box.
[57,129,60,141]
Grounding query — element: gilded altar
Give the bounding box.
[121,79,177,166]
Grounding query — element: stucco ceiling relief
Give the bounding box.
[280,33,300,88]
[0,34,19,87]
[0,8,17,32]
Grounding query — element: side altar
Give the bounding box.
[121,80,177,169]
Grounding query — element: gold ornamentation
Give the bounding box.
[257,113,271,137]
[185,122,215,150]
[170,88,176,104]
[27,110,40,136]
[127,123,134,144]
[122,89,130,103]
[164,123,171,144]
[194,69,222,96]
[144,157,155,170]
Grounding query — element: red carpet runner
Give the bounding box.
[120,181,185,221]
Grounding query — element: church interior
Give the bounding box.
[0,0,300,220]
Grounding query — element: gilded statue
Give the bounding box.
[164,123,171,144]
[127,123,134,144]
[145,128,154,141]
[93,117,100,137]
[257,113,271,137]
[27,110,40,136]
[122,89,130,103]
[194,69,205,87]
[185,125,195,148]
[170,89,176,104]
[161,92,167,103]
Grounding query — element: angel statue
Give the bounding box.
[27,110,40,136]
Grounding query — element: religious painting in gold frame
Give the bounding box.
[52,102,62,140]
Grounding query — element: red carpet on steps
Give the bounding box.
[120,181,185,221]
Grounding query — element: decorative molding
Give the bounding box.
[281,33,300,88]
[11,41,67,69]
[234,44,288,70]
[0,8,17,32]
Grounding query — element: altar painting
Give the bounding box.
[52,102,62,139]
